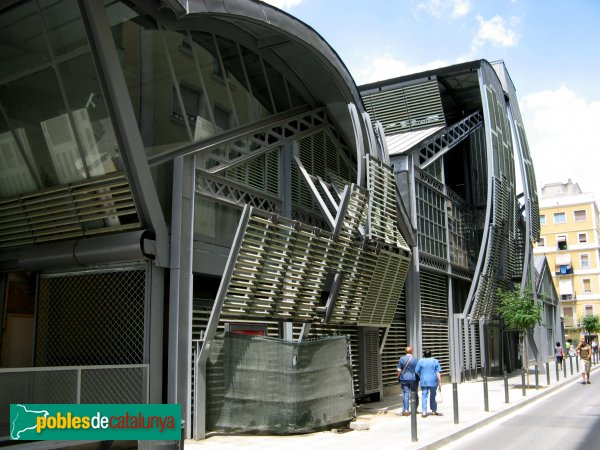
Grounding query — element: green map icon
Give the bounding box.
[11,404,49,440]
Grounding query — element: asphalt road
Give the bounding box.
[443,376,600,450]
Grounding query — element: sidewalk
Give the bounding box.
[184,358,600,450]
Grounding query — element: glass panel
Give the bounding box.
[0,68,69,189]
[58,54,120,176]
[106,3,190,156]
[0,115,40,197]
[161,29,209,140]
[40,0,87,57]
[240,46,273,116]
[215,36,267,125]
[264,61,290,113]
[0,1,50,80]
[0,0,122,201]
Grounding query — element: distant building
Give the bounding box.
[534,180,600,343]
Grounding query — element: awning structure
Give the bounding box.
[555,253,572,267]
[559,278,573,296]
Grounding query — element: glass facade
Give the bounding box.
[0,0,119,199]
[106,2,307,162]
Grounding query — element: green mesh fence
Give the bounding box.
[206,333,355,434]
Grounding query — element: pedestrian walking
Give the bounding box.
[554,342,565,370]
[592,340,598,355]
[576,337,592,384]
[396,346,418,416]
[415,349,442,418]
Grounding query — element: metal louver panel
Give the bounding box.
[420,271,449,376]
[358,250,410,326]
[380,286,407,386]
[221,213,336,321]
[0,172,139,248]
[366,156,409,251]
[358,327,381,396]
[223,149,280,197]
[330,186,371,323]
[362,80,445,135]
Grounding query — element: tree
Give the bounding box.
[496,285,543,387]
[579,314,600,338]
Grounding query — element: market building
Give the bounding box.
[0,0,557,444]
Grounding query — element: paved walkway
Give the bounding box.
[185,358,600,450]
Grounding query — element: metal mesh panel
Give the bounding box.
[80,367,147,403]
[420,271,450,376]
[206,333,354,434]
[36,266,146,366]
[0,365,147,439]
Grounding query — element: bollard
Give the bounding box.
[570,356,574,375]
[504,370,509,403]
[546,362,550,386]
[535,365,539,390]
[564,358,567,378]
[576,355,579,373]
[483,372,489,412]
[521,367,526,396]
[555,360,560,382]
[452,383,459,424]
[410,389,418,442]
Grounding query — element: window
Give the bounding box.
[579,233,587,243]
[563,307,574,327]
[538,237,545,247]
[581,254,590,269]
[574,210,587,221]
[557,235,567,250]
[583,279,592,293]
[540,215,546,225]
[585,305,594,316]
[553,212,566,224]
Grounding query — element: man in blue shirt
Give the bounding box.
[396,346,418,415]
[415,348,442,417]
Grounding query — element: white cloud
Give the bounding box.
[262,0,304,9]
[351,54,449,85]
[520,86,600,197]
[471,15,519,52]
[413,0,471,19]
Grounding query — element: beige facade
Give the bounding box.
[533,180,600,342]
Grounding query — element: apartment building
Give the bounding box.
[534,180,600,342]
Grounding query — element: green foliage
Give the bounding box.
[579,315,600,335]
[496,286,543,336]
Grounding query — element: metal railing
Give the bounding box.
[0,364,149,440]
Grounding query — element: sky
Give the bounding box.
[263,0,600,199]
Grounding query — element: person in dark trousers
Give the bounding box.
[415,348,442,417]
[554,341,565,370]
[396,346,418,416]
